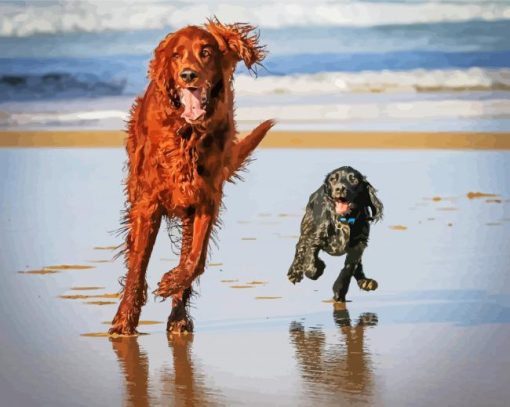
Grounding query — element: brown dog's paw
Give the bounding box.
[108,322,139,336]
[167,318,194,335]
[154,270,183,299]
[357,278,378,291]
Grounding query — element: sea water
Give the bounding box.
[0,0,509,131]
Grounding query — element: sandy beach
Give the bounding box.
[1,130,510,149]
[1,135,510,406]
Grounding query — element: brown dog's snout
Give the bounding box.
[180,69,198,83]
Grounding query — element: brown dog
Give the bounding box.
[109,19,274,335]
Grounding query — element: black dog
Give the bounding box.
[288,166,383,302]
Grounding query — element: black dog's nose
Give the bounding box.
[180,69,198,83]
[335,186,346,193]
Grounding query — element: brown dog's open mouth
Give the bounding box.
[179,86,208,123]
[334,197,351,215]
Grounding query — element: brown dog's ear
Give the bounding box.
[148,33,180,106]
[205,18,266,74]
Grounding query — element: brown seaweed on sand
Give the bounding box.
[466,192,498,199]
[84,301,117,305]
[44,264,95,270]
[102,320,163,325]
[60,293,120,300]
[389,225,408,231]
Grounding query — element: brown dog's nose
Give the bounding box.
[180,69,198,83]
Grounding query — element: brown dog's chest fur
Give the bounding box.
[127,84,235,215]
[156,126,230,211]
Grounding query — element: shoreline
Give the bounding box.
[1,130,510,150]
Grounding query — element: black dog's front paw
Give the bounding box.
[304,257,325,281]
[288,267,304,284]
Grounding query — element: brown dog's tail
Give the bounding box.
[225,119,275,182]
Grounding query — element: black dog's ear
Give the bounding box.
[309,184,329,223]
[323,172,333,196]
[363,179,384,222]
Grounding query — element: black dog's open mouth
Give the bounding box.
[179,86,209,123]
[334,197,351,215]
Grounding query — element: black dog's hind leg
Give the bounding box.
[332,242,366,302]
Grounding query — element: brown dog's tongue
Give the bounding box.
[335,201,350,215]
[180,88,205,122]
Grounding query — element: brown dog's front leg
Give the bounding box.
[156,215,193,299]
[155,208,217,298]
[110,201,162,335]
[167,287,194,334]
[184,209,216,281]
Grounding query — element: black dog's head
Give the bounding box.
[324,166,384,222]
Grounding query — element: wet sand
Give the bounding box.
[1,141,510,406]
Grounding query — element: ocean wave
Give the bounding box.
[2,98,509,129]
[0,72,126,101]
[236,68,510,95]
[235,99,510,122]
[1,68,509,104]
[1,1,510,37]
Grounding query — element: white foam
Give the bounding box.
[235,68,510,95]
[1,1,510,37]
[235,99,510,122]
[0,110,127,126]
[2,98,509,129]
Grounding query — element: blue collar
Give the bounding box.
[337,216,356,225]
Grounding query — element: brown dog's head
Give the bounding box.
[149,19,266,124]
[324,166,384,222]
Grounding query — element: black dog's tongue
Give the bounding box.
[335,201,350,215]
[180,88,206,122]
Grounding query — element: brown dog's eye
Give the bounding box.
[200,48,212,58]
[172,52,181,61]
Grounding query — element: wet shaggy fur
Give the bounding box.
[287,166,383,302]
[109,19,274,335]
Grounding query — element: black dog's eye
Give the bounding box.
[347,172,359,185]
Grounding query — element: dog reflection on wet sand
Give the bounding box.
[289,305,378,400]
[110,334,219,406]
